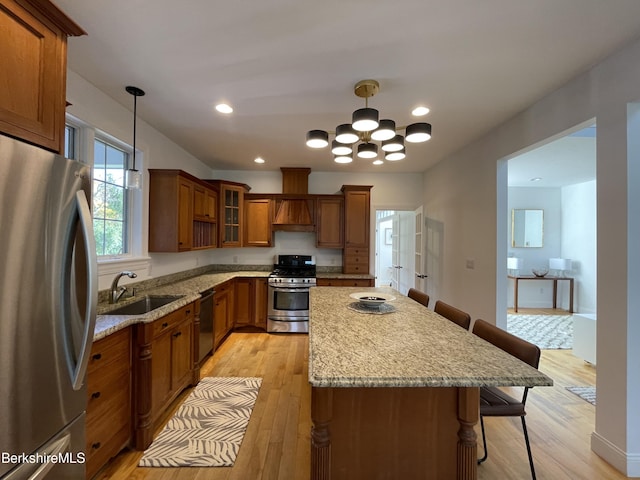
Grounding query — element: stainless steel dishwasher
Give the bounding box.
[199,288,215,363]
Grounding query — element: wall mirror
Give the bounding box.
[511,209,543,248]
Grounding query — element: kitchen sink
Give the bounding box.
[106,295,184,315]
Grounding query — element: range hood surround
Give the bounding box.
[272,168,315,231]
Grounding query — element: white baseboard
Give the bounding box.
[591,431,640,477]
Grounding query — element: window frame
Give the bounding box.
[65,114,148,274]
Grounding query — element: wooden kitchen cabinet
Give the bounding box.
[342,185,372,273]
[149,170,218,251]
[316,196,344,248]
[213,280,234,349]
[85,327,131,479]
[244,197,273,247]
[133,302,197,450]
[0,0,84,153]
[207,180,250,248]
[234,277,268,330]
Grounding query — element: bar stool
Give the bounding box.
[433,300,471,330]
[407,288,429,308]
[472,319,542,480]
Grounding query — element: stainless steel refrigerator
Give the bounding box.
[0,134,97,479]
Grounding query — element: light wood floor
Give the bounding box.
[96,323,629,480]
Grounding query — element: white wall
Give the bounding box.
[421,34,640,475]
[562,180,597,313]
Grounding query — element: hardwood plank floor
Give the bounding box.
[97,328,628,480]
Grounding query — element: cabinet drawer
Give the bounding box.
[344,247,369,257]
[87,369,130,421]
[152,304,194,338]
[87,328,130,375]
[85,406,130,478]
[343,264,369,274]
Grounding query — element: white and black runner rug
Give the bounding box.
[507,314,573,349]
[139,376,262,467]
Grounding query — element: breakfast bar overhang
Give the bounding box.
[308,287,553,480]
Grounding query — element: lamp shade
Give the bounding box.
[335,124,359,144]
[352,108,379,132]
[331,140,352,156]
[405,122,432,143]
[306,130,329,148]
[549,258,571,270]
[334,154,353,164]
[385,148,405,161]
[381,135,404,152]
[357,143,378,159]
[507,257,522,270]
[371,119,396,141]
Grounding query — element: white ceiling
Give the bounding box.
[56,0,640,174]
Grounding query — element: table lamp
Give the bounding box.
[507,257,522,275]
[549,258,571,277]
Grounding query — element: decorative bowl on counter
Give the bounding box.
[532,268,549,277]
[349,292,396,306]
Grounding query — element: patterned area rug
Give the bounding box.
[566,386,596,405]
[139,377,262,467]
[507,314,573,349]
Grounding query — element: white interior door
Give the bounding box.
[391,214,400,290]
[397,211,414,294]
[414,206,427,292]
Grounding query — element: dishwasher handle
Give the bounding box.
[201,289,215,301]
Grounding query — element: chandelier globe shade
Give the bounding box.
[357,143,378,159]
[385,148,406,161]
[305,79,432,164]
[405,122,432,143]
[331,140,352,156]
[334,154,353,164]
[306,130,329,148]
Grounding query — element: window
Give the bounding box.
[92,138,129,256]
[64,124,76,160]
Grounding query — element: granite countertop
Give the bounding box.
[94,271,270,341]
[308,286,553,389]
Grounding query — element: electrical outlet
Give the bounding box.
[466,259,475,269]
[233,255,238,263]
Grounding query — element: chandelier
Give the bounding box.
[305,79,432,164]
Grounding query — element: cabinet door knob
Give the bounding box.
[91,391,101,399]
[162,322,169,329]
[92,353,102,361]
[173,331,182,338]
[92,442,101,450]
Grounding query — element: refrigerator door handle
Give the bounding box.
[70,190,98,391]
[6,433,71,479]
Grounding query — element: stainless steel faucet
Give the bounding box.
[110,271,137,303]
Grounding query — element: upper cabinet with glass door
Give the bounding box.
[511,209,543,248]
[207,180,250,248]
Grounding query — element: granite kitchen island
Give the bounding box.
[308,287,553,480]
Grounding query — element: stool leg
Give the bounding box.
[521,416,536,480]
[478,415,488,464]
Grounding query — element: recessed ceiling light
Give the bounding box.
[254,157,265,164]
[412,106,430,116]
[215,103,233,114]
[530,177,542,182]
[372,160,384,165]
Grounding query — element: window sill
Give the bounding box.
[97,256,151,276]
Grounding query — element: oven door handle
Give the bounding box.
[269,286,311,292]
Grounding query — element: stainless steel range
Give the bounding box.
[267,254,316,333]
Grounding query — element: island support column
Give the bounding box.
[311,385,479,479]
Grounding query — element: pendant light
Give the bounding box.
[305,79,432,165]
[125,85,145,190]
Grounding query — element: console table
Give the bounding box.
[509,275,574,313]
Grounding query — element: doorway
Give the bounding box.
[374,209,416,294]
